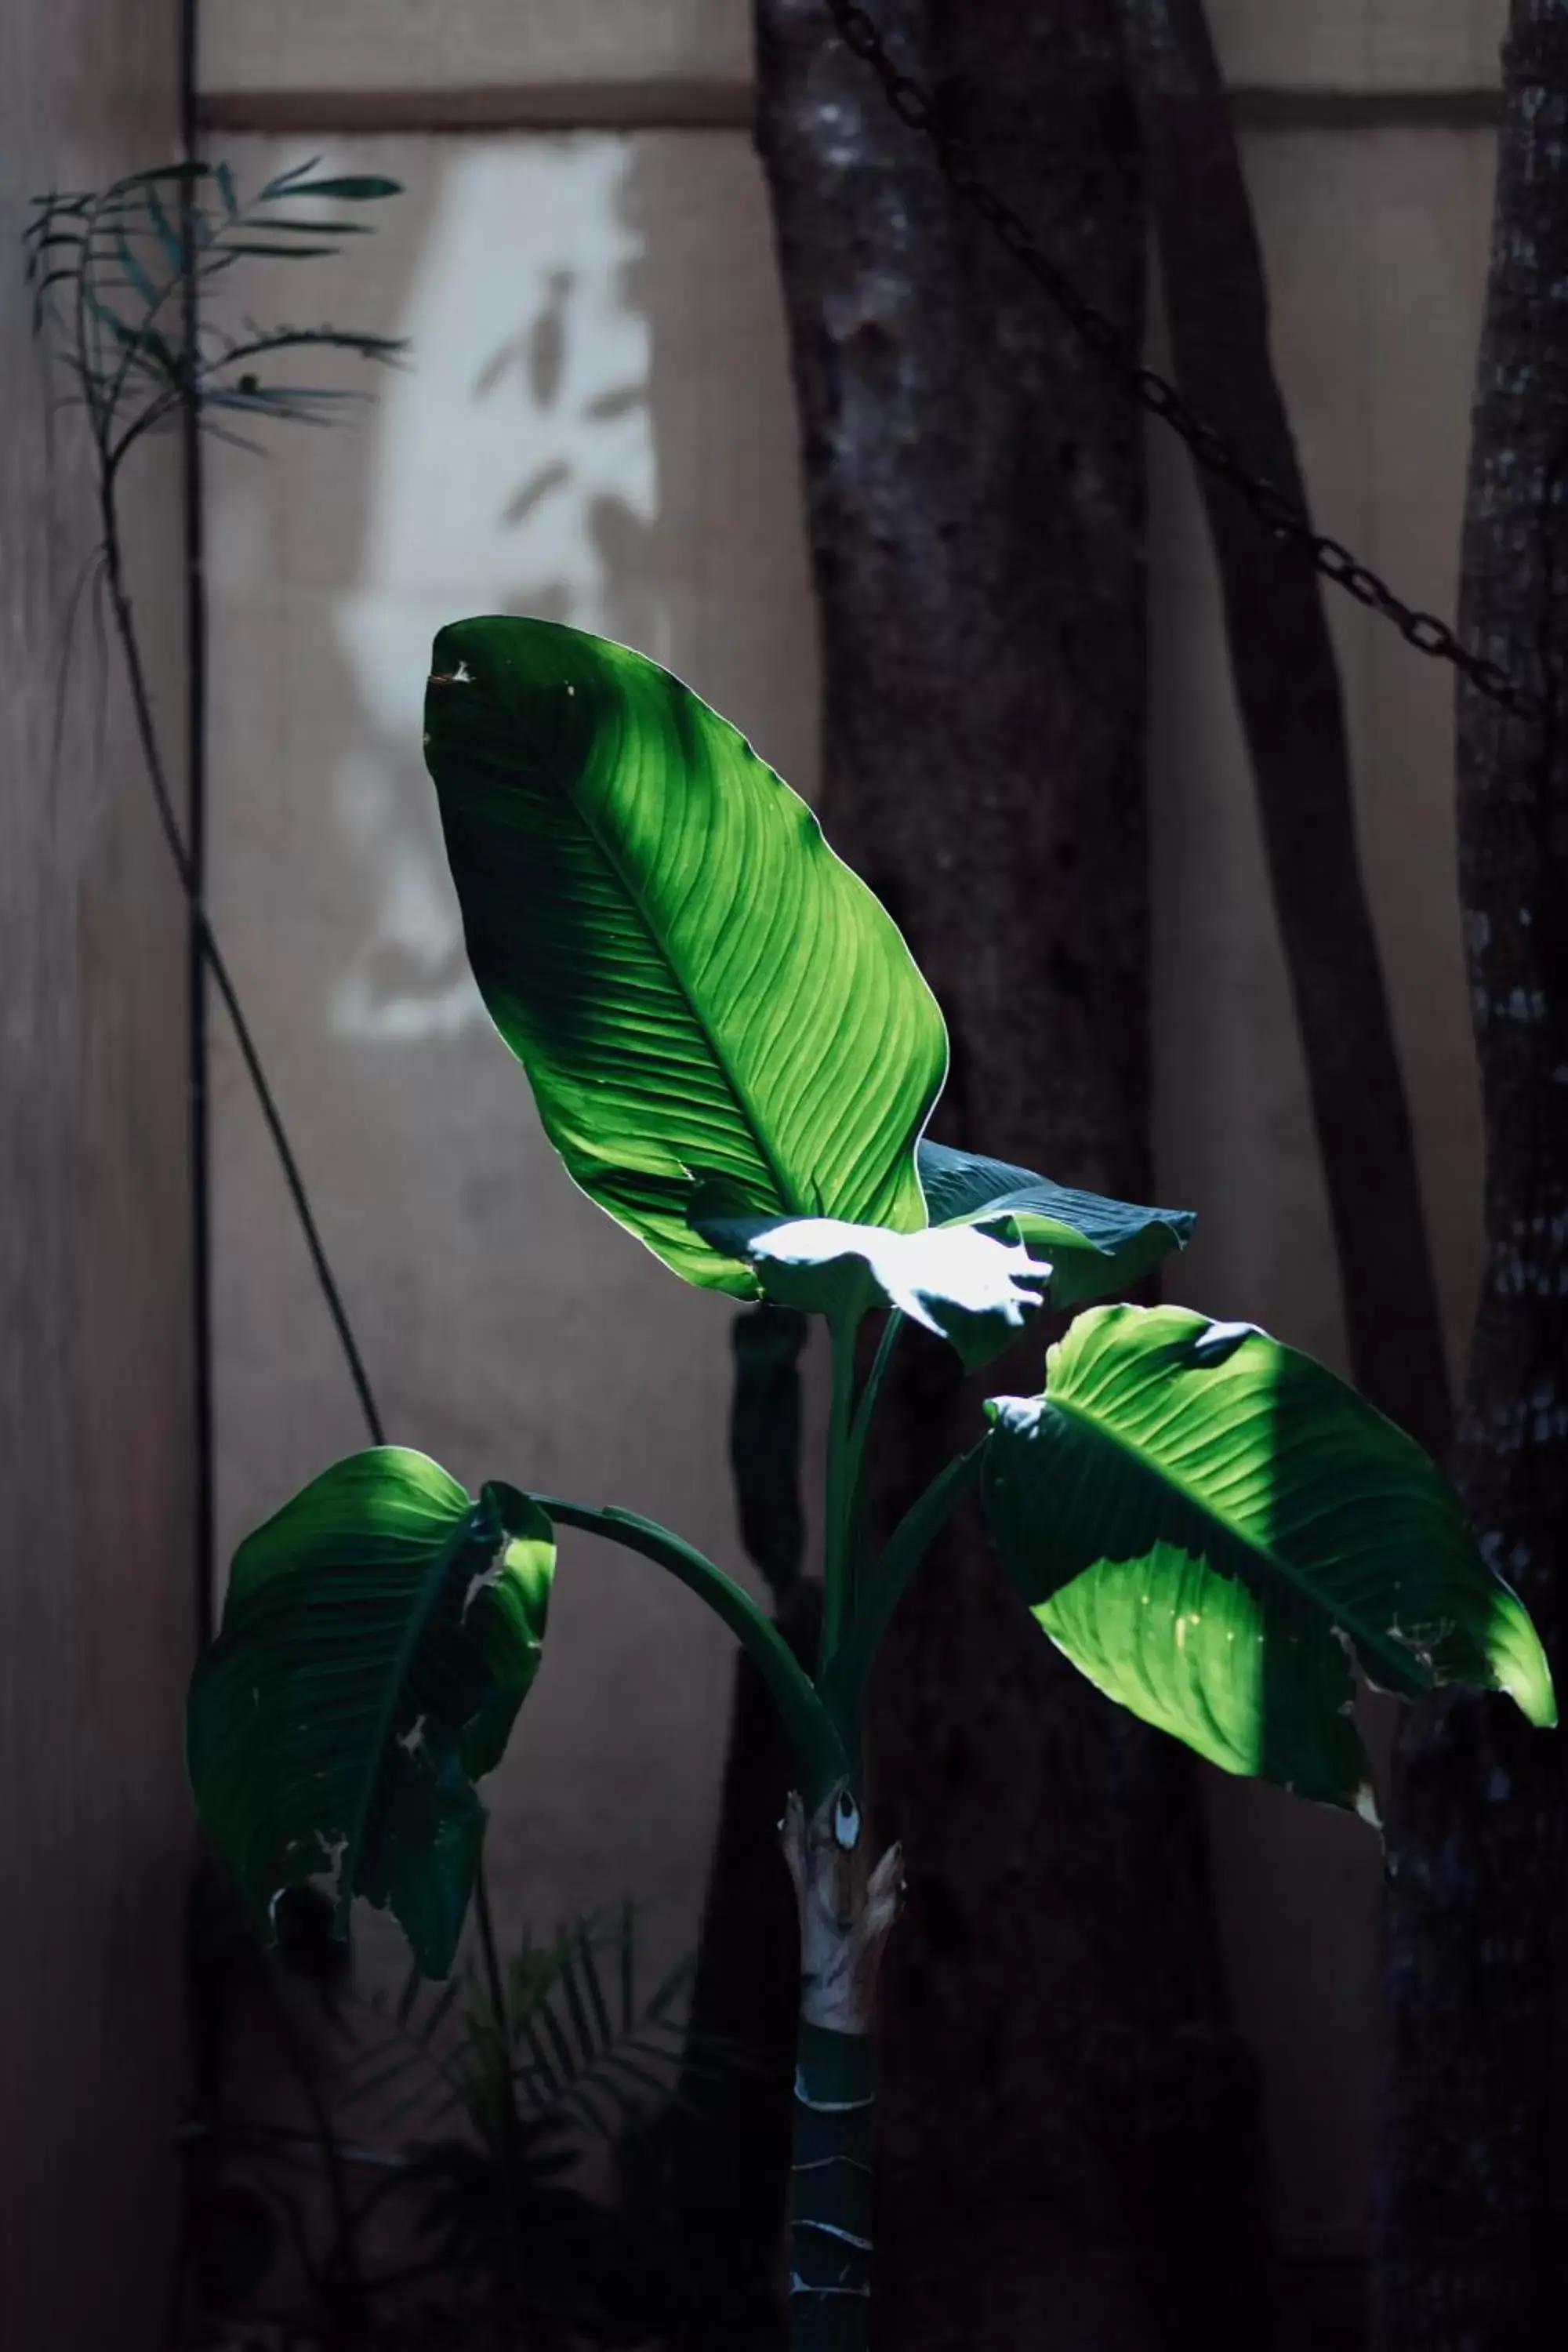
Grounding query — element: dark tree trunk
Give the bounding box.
[1373,10,1568,2347]
[754,6,1270,2344]
[1119,0,1451,1461]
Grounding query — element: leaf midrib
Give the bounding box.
[562,729,800,1218]
[1044,1389,1416,1689]
[335,1506,481,1934]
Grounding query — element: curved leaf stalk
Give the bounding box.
[840,1308,904,1612]
[535,1497,848,1810]
[823,1441,989,1758]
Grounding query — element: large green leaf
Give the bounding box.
[424,618,948,1294]
[187,1450,554,1977]
[918,1141,1194,1307]
[698,1207,1053,1370]
[984,1305,1555,1812]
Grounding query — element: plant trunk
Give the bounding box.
[755,5,1271,2343]
[668,1580,821,2350]
[1372,9,1568,2347]
[1118,0,1451,1460]
[783,1788,902,2351]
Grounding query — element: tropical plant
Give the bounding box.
[187,617,1557,2350]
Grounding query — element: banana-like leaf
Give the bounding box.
[699,1208,1053,1370]
[187,1450,554,1977]
[984,1305,1555,1813]
[918,1140,1194,1307]
[424,618,948,1294]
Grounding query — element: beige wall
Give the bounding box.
[201,0,753,105]
[1210,0,1506,89]
[198,0,1503,2281]
[200,0,1512,103]
[0,3,193,2344]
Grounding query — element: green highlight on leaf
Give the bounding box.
[919,1140,1194,1308]
[187,1449,555,1978]
[423,616,949,1297]
[984,1305,1555,1813]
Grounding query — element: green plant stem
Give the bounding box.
[822,1439,989,1751]
[535,1496,848,1807]
[473,1860,525,2329]
[840,1308,904,1623]
[820,1310,863,1668]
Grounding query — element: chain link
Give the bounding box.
[818,0,1546,724]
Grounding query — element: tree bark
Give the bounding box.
[1373,10,1568,2347]
[755,6,1270,2343]
[1119,0,1452,1462]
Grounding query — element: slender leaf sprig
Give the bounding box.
[24,158,408,1445]
[26,157,406,475]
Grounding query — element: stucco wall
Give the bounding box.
[197,0,1506,2288]
[0,3,192,2345]
[199,0,1512,102]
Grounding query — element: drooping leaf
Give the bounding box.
[423,617,948,1294]
[187,1448,555,1977]
[919,1140,1194,1307]
[699,1208,1051,1370]
[983,1305,1555,1813]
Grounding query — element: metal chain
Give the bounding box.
[819,0,1544,724]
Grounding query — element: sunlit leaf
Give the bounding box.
[700,1208,1051,1369]
[423,618,949,1294]
[984,1305,1555,1812]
